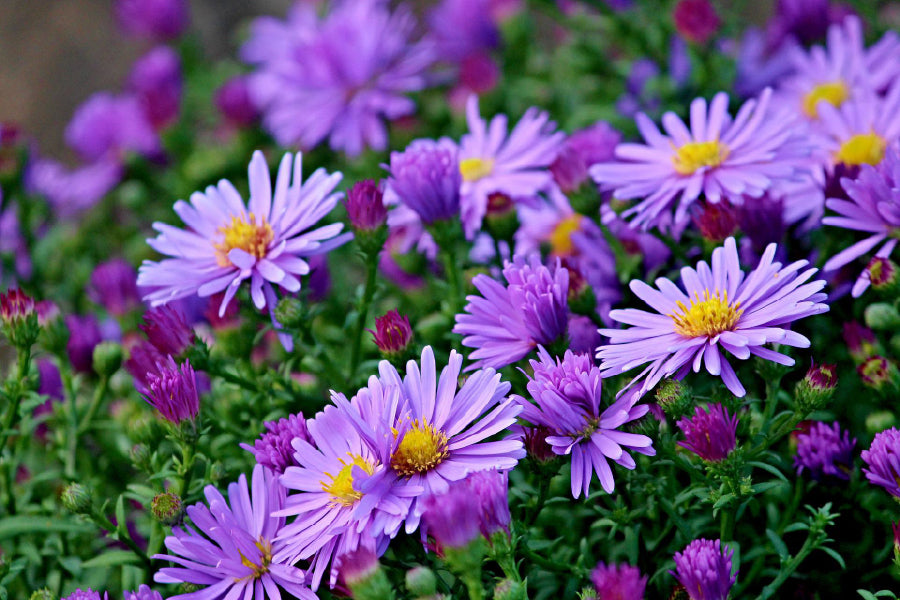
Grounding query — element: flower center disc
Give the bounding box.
[672,140,729,175]
[391,420,449,476]
[548,214,584,257]
[321,454,375,506]
[835,132,886,167]
[671,290,743,338]
[236,537,273,582]
[215,213,274,267]
[802,81,849,118]
[460,157,495,181]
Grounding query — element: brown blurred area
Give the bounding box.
[0,0,291,157]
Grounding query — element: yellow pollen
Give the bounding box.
[802,81,850,118]
[670,290,743,338]
[835,132,887,167]
[214,213,274,267]
[548,214,584,257]
[672,140,730,175]
[391,419,449,477]
[320,454,375,506]
[460,157,495,181]
[235,537,273,582]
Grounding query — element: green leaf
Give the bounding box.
[783,522,809,533]
[0,515,93,538]
[857,591,878,600]
[81,550,141,569]
[747,461,789,482]
[115,495,128,538]
[750,481,784,495]
[765,529,788,560]
[820,546,845,569]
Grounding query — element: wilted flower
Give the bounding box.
[670,538,737,600]
[794,421,856,480]
[862,427,900,498]
[676,403,739,462]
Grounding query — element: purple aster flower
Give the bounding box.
[139,305,195,357]
[428,0,500,64]
[34,359,63,441]
[670,538,737,600]
[734,27,799,99]
[241,0,433,156]
[154,464,315,599]
[794,421,856,480]
[29,158,121,216]
[862,427,900,498]
[458,96,565,238]
[616,58,661,119]
[137,150,351,350]
[386,138,461,225]
[115,0,189,41]
[676,403,739,462]
[454,255,569,371]
[65,92,161,163]
[123,585,162,600]
[598,237,829,398]
[89,259,140,316]
[215,75,260,128]
[422,469,510,549]
[550,122,621,193]
[591,562,647,600]
[590,89,812,231]
[823,144,900,296]
[66,314,104,374]
[568,315,603,355]
[125,339,167,393]
[240,413,311,474]
[127,46,182,130]
[142,358,199,424]
[345,179,387,232]
[63,590,108,600]
[515,348,655,498]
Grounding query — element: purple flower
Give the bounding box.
[734,27,799,99]
[862,427,900,498]
[62,590,108,600]
[771,0,854,46]
[386,138,461,225]
[422,469,510,549]
[29,158,121,216]
[66,314,104,374]
[123,585,162,600]
[241,0,433,156]
[550,122,621,193]
[127,46,182,129]
[598,237,829,398]
[142,358,199,424]
[125,339,167,392]
[428,0,500,64]
[215,75,260,127]
[114,0,189,41]
[454,255,569,370]
[590,89,811,231]
[154,464,315,599]
[591,562,647,600]
[139,305,195,357]
[794,421,856,480]
[89,259,140,316]
[345,180,387,232]
[137,151,351,351]
[240,413,311,474]
[568,315,603,355]
[368,309,413,356]
[34,359,63,441]
[671,538,737,600]
[65,92,161,163]
[676,404,738,462]
[458,96,564,238]
[673,0,721,45]
[823,145,900,297]
[515,349,654,498]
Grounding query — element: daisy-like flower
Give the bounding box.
[823,144,900,296]
[515,348,654,498]
[590,89,810,230]
[670,538,737,600]
[591,562,647,600]
[138,150,351,349]
[458,96,565,238]
[154,464,315,600]
[794,421,856,481]
[598,237,829,398]
[861,427,900,498]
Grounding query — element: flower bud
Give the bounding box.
[892,522,900,570]
[0,288,40,348]
[93,341,124,378]
[130,443,151,470]
[30,589,55,600]
[794,362,837,413]
[493,579,527,600]
[864,302,900,330]
[405,566,437,597]
[341,546,393,600]
[345,180,387,232]
[151,492,183,525]
[61,482,93,514]
[865,256,900,294]
[866,410,897,435]
[858,356,898,391]
[484,192,519,242]
[676,404,738,462]
[843,321,878,362]
[655,379,693,419]
[274,297,305,329]
[369,310,413,358]
[673,0,721,44]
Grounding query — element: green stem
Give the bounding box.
[0,347,32,451]
[441,245,465,317]
[77,375,108,434]
[758,532,820,599]
[760,379,782,436]
[63,368,79,479]
[720,506,734,543]
[176,439,196,499]
[91,508,152,569]
[348,253,379,380]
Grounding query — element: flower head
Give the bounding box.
[215,75,260,127]
[0,288,34,325]
[123,585,162,600]
[676,403,738,462]
[428,0,500,64]
[550,122,621,193]
[65,92,160,163]
[421,469,510,549]
[794,421,856,480]
[591,562,647,600]
[345,180,387,232]
[139,305,195,357]
[88,259,140,316]
[862,427,900,498]
[142,358,199,424]
[127,46,183,129]
[670,538,737,600]
[369,309,413,356]
[29,158,122,216]
[515,349,655,498]
[673,0,721,44]
[114,0,189,41]
[240,413,311,474]
[387,138,461,225]
[62,590,108,600]
[598,237,829,397]
[454,255,569,371]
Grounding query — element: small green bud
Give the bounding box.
[274,297,304,329]
[866,410,897,435]
[130,443,151,470]
[405,566,437,597]
[794,362,837,413]
[864,302,900,330]
[625,414,660,438]
[29,589,55,600]
[578,587,599,600]
[61,482,92,514]
[347,566,394,600]
[151,492,183,525]
[655,379,693,419]
[93,341,123,377]
[493,579,528,600]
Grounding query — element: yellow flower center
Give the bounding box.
[214,213,274,267]
[460,157,495,181]
[802,81,850,118]
[548,214,584,257]
[321,454,375,506]
[835,132,887,167]
[672,140,730,175]
[391,419,449,477]
[236,537,273,582]
[670,290,743,338]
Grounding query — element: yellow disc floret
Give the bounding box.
[321,454,375,506]
[802,81,850,118]
[460,157,495,182]
[548,214,584,257]
[236,537,273,582]
[391,419,449,477]
[672,140,730,175]
[214,213,274,267]
[835,132,887,167]
[670,289,743,338]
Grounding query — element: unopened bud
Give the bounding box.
[343,549,393,600]
[865,256,900,293]
[794,362,837,412]
[93,341,123,377]
[274,297,304,329]
[484,193,519,242]
[655,380,693,419]
[61,482,92,514]
[405,566,437,597]
[858,356,898,391]
[493,579,527,600]
[151,492,183,525]
[369,310,413,358]
[130,443,151,470]
[864,302,900,330]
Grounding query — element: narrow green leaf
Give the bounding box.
[82,550,141,569]
[820,546,845,569]
[0,516,93,538]
[765,529,788,560]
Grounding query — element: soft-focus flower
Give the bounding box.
[66,314,104,374]
[139,305,194,357]
[590,89,811,230]
[673,0,721,45]
[241,0,433,156]
[843,321,877,361]
[65,93,161,163]
[115,0,189,41]
[568,314,603,355]
[0,288,34,324]
[240,413,311,474]
[345,179,387,232]
[794,421,856,480]
[421,469,510,549]
[458,96,565,238]
[550,122,621,193]
[454,255,569,371]
[138,151,350,350]
[734,27,800,99]
[515,349,654,498]
[88,259,140,316]
[386,138,461,225]
[29,158,121,216]
[598,237,829,398]
[428,0,500,64]
[676,403,738,462]
[215,75,260,127]
[591,562,647,600]
[692,199,738,242]
[858,356,894,390]
[62,590,108,600]
[368,309,413,356]
[771,0,855,46]
[127,46,183,129]
[142,358,199,424]
[862,427,900,498]
[670,538,737,600]
[123,584,163,600]
[154,464,315,599]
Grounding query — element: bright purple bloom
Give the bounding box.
[673,0,721,45]
[63,590,108,600]
[591,562,647,600]
[345,179,387,231]
[428,0,500,64]
[89,259,140,316]
[369,309,413,356]
[550,122,621,193]
[386,138,461,225]
[794,421,856,480]
[123,585,163,600]
[66,314,104,374]
[515,349,654,498]
[671,539,737,600]
[154,464,315,599]
[114,0,189,41]
[598,237,829,398]
[65,92,161,163]
[823,145,900,296]
[422,469,510,548]
[29,158,121,216]
[676,404,738,462]
[240,413,311,474]
[215,75,260,127]
[862,427,900,498]
[591,89,811,231]
[241,0,433,156]
[127,46,182,129]
[138,151,351,350]
[125,339,167,392]
[454,255,569,371]
[142,358,199,424]
[140,305,195,357]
